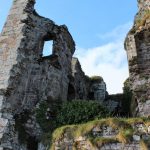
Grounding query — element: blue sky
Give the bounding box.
[0,0,138,94]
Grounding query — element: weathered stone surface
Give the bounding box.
[70,58,107,102]
[52,119,150,150]
[125,0,150,117]
[69,57,88,100]
[0,0,149,149]
[89,78,106,102]
[0,0,109,149]
[104,94,123,114]
[0,0,75,149]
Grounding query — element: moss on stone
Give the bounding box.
[136,10,150,27]
[89,76,103,83]
[50,118,150,150]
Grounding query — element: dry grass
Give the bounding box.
[129,10,150,34]
[89,137,117,148]
[50,117,150,150]
[136,10,150,29]
[140,140,149,150]
[116,128,133,144]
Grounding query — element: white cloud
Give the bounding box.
[98,22,132,41]
[74,22,132,94]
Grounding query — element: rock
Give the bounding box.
[70,58,107,101]
[148,126,150,134]
[75,136,86,141]
[124,0,150,117]
[133,135,141,141]
[135,123,147,133]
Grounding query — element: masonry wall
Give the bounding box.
[52,118,150,150]
[70,57,89,100]
[0,0,75,149]
[125,0,150,117]
[70,57,108,102]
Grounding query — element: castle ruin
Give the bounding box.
[0,0,149,149]
[0,0,108,149]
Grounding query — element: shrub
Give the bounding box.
[56,100,109,125]
[36,100,61,132]
[36,100,109,145]
[36,100,109,130]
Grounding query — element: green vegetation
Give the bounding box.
[51,118,136,141]
[36,101,58,132]
[89,137,118,148]
[51,118,150,150]
[89,76,103,83]
[85,75,103,83]
[57,100,109,125]
[36,100,61,144]
[36,100,109,144]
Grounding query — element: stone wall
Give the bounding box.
[89,77,106,102]
[52,118,150,150]
[69,57,88,100]
[0,0,109,148]
[104,94,123,115]
[0,0,75,149]
[70,58,107,102]
[1,0,149,149]
[125,0,150,117]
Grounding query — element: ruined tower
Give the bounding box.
[0,0,75,149]
[125,0,150,116]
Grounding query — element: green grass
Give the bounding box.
[50,117,150,150]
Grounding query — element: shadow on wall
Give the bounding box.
[67,83,75,101]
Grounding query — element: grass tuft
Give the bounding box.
[50,117,150,150]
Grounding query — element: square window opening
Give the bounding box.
[42,40,53,57]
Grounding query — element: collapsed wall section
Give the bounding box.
[69,57,88,100]
[70,57,107,102]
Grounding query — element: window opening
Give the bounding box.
[42,40,53,57]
